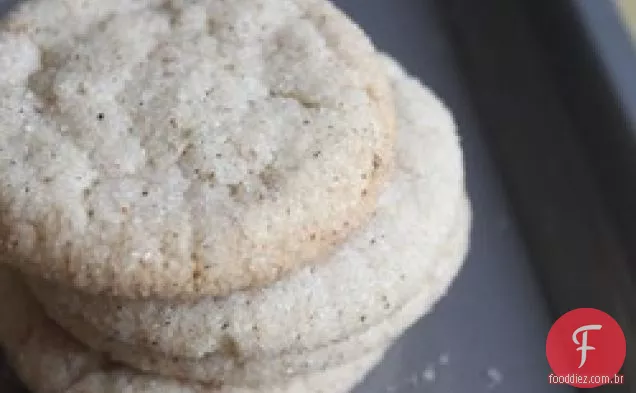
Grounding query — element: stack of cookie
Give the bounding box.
[0,0,471,392]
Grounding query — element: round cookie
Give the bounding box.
[30,55,471,385]
[0,268,385,393]
[0,0,395,299]
[32,52,465,358]
[47,198,470,386]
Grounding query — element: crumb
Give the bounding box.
[422,364,436,382]
[487,367,503,389]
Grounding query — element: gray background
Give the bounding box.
[332,1,576,392]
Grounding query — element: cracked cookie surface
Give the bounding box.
[0,0,395,298]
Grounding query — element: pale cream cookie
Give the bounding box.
[30,54,471,386]
[0,0,395,299]
[0,267,385,393]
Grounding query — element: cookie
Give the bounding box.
[43,197,470,386]
[0,268,384,393]
[30,55,470,385]
[0,0,395,299]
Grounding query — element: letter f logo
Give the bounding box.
[572,324,602,368]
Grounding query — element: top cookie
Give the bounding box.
[0,0,395,298]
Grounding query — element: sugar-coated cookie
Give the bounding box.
[0,0,395,299]
[31,54,471,385]
[0,268,385,393]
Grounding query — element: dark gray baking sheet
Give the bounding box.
[333,1,573,392]
[0,0,577,392]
